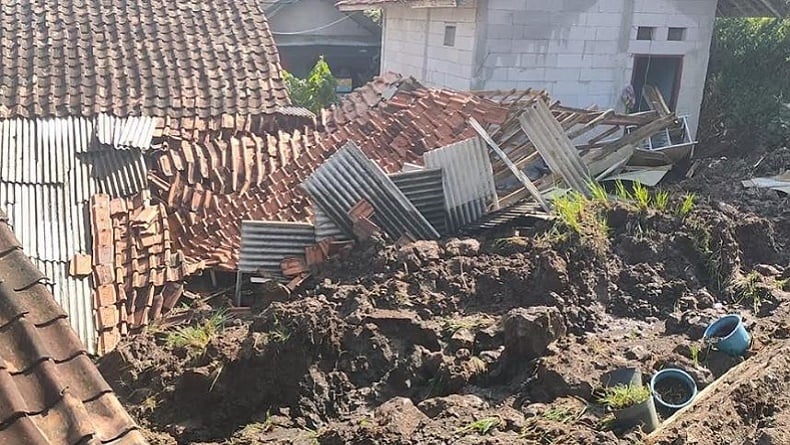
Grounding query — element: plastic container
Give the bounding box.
[703,314,751,357]
[602,367,642,388]
[613,396,660,433]
[650,368,698,413]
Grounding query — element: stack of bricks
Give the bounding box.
[90,193,204,353]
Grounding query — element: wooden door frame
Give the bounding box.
[631,54,684,111]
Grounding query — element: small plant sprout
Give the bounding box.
[598,384,651,410]
[654,190,670,211]
[689,343,701,367]
[614,180,631,200]
[632,182,651,211]
[733,271,765,313]
[589,181,609,202]
[678,193,696,218]
[457,417,502,436]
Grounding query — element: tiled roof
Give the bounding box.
[145,84,510,269]
[0,209,147,444]
[0,0,290,119]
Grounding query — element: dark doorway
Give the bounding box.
[631,55,683,112]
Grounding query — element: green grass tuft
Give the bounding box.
[632,182,651,211]
[598,384,651,410]
[457,417,501,436]
[589,181,609,202]
[678,193,696,218]
[166,310,228,354]
[654,190,670,211]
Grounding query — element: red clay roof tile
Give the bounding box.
[0,0,290,119]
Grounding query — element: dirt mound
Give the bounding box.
[102,198,790,444]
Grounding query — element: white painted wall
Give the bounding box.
[381,5,477,90]
[379,0,717,137]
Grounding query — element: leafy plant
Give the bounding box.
[598,384,651,410]
[678,193,696,218]
[654,190,670,211]
[284,56,339,113]
[632,182,651,211]
[363,9,382,24]
[166,310,228,354]
[457,417,501,436]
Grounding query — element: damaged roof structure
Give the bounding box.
[0,0,307,353]
[0,0,699,361]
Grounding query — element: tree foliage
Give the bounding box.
[701,18,790,147]
[284,56,339,114]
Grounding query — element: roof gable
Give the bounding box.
[0,0,292,119]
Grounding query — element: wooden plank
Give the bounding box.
[470,118,551,212]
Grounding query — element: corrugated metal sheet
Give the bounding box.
[302,142,440,241]
[0,114,156,354]
[95,114,157,150]
[82,149,149,198]
[424,137,499,232]
[313,203,350,241]
[461,200,552,234]
[518,100,591,195]
[390,168,448,236]
[239,221,316,276]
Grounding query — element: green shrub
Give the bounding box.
[284,56,339,114]
[701,18,790,147]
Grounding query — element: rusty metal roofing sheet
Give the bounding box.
[390,168,448,236]
[302,142,440,241]
[239,221,316,276]
[313,204,350,242]
[0,209,148,445]
[423,137,499,232]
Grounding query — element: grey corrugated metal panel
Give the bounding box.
[82,149,149,198]
[389,168,448,236]
[423,137,499,233]
[519,101,591,195]
[95,114,156,150]
[461,200,552,234]
[33,258,97,355]
[0,116,95,184]
[239,220,316,274]
[313,203,350,241]
[302,142,440,241]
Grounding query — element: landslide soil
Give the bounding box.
[101,147,790,445]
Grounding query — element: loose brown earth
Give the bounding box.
[100,145,790,445]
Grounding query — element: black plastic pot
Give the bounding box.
[613,396,660,433]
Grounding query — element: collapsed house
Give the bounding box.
[0,0,695,357]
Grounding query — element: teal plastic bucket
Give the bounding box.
[703,314,750,357]
[650,368,697,412]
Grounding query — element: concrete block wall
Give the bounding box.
[382,5,477,90]
[476,0,717,137]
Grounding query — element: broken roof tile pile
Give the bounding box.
[144,81,510,269]
[0,209,147,444]
[90,194,197,353]
[0,0,290,119]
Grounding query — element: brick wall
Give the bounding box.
[382,5,477,90]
